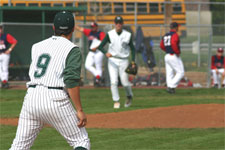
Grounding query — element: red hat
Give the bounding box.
[91,22,98,27]
[217,48,224,53]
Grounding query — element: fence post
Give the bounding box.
[197,2,201,67]
[134,2,137,35]
[83,11,88,85]
[41,11,45,40]
[207,27,213,88]
[158,25,163,86]
[0,8,3,23]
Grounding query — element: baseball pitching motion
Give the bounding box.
[75,22,105,86]
[9,11,90,150]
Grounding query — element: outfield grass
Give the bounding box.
[1,125,224,150]
[0,88,224,117]
[0,88,225,150]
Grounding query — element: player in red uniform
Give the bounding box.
[211,48,225,88]
[0,24,17,88]
[160,22,184,94]
[75,22,105,86]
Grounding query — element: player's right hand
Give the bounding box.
[77,110,87,128]
[106,53,112,58]
[92,47,97,52]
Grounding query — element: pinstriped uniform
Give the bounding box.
[10,36,90,150]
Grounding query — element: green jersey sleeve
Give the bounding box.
[63,47,82,88]
[129,35,136,62]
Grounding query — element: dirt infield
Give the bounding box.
[1,104,224,128]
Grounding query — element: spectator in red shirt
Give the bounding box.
[75,22,105,86]
[0,24,17,88]
[160,22,184,94]
[211,48,225,88]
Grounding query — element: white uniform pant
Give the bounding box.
[108,57,133,102]
[10,86,90,150]
[85,50,104,77]
[165,54,185,88]
[211,68,225,85]
[0,53,10,81]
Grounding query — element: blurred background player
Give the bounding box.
[211,47,225,88]
[0,24,17,88]
[93,16,136,109]
[75,22,105,86]
[160,22,184,94]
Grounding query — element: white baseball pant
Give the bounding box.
[85,50,104,77]
[108,57,133,101]
[211,68,225,85]
[0,53,10,81]
[10,86,90,150]
[165,54,185,88]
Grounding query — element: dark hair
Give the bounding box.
[170,22,179,29]
[54,28,73,36]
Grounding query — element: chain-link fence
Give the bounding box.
[1,1,224,88]
[76,23,224,88]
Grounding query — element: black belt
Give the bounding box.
[28,85,63,90]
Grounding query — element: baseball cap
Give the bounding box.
[91,22,98,27]
[217,48,224,53]
[114,16,124,24]
[54,11,74,30]
[170,22,180,28]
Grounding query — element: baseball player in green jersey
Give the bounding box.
[92,16,136,109]
[9,11,90,150]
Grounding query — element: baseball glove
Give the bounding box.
[125,62,138,75]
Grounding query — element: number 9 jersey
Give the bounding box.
[27,36,76,88]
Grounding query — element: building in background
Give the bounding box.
[185,0,212,36]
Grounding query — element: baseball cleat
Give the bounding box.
[2,82,9,89]
[113,102,120,109]
[124,96,132,108]
[167,88,175,94]
[213,84,218,88]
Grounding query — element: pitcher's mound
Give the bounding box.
[86,104,225,128]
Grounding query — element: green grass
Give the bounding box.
[1,125,224,150]
[0,88,225,150]
[0,88,224,117]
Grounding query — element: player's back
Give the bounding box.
[28,36,76,87]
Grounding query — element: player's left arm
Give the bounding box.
[171,33,180,55]
[5,34,17,54]
[99,31,106,41]
[64,47,87,128]
[223,57,225,76]
[128,35,136,63]
[223,57,225,69]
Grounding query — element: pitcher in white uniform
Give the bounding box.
[9,11,90,150]
[92,16,136,109]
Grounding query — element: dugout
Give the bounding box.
[0,6,87,80]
